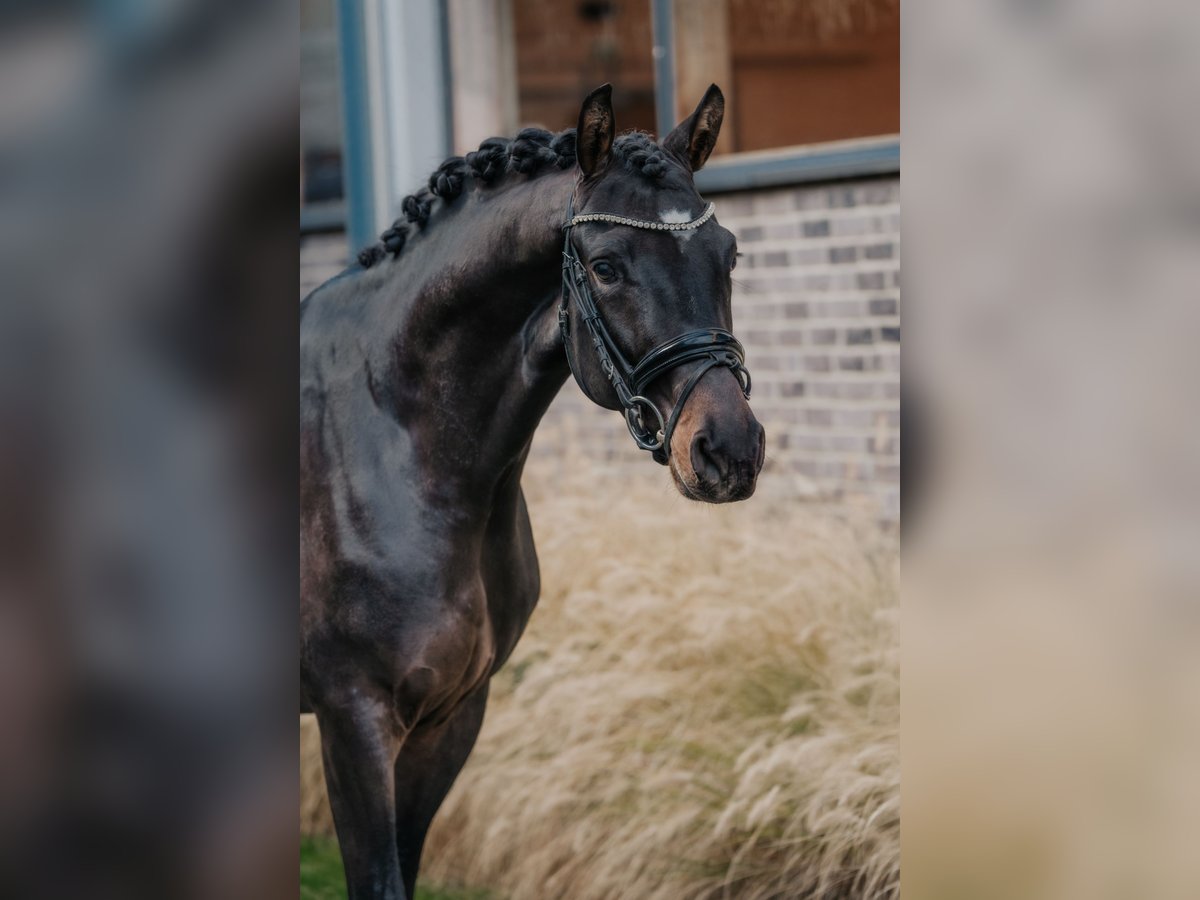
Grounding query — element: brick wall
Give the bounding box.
[300,175,900,521]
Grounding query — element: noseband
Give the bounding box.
[559,196,752,463]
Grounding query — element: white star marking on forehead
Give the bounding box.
[660,208,701,243]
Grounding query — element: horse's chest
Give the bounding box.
[372,516,533,711]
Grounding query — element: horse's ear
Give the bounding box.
[663,84,725,173]
[576,83,615,178]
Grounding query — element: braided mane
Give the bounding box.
[356,128,677,269]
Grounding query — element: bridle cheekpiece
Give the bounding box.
[558,195,752,463]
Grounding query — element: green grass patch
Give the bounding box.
[301,836,493,900]
[300,837,348,900]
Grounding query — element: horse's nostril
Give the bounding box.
[690,431,724,484]
[754,422,766,473]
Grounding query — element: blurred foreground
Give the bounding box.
[0,4,297,899]
[301,440,900,900]
[904,0,1200,897]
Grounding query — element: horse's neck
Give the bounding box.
[386,169,574,501]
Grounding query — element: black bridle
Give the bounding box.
[558,195,752,463]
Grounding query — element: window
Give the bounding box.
[676,0,899,153]
[512,0,657,135]
[301,0,345,228]
[506,0,899,189]
[312,0,900,236]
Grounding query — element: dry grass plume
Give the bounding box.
[301,440,898,899]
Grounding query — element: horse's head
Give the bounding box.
[561,84,765,503]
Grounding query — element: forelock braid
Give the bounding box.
[614,131,673,181]
[465,137,510,184]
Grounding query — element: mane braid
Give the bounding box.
[355,128,675,269]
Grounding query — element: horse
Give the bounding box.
[300,83,765,900]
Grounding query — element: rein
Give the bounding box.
[558,194,752,463]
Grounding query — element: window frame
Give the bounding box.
[649,0,899,195]
[301,0,372,243]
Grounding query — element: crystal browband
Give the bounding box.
[564,202,717,232]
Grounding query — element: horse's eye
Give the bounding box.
[591,261,616,282]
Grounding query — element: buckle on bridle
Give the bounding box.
[732,361,752,398]
[625,396,666,451]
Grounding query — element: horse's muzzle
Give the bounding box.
[668,373,765,503]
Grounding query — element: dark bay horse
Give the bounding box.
[300,84,764,900]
